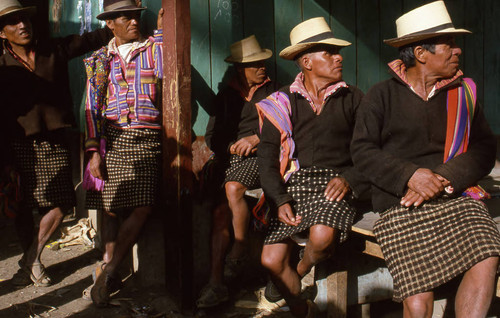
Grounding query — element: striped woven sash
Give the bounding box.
[444,78,489,200]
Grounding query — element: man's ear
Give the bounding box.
[105,20,114,31]
[301,54,313,71]
[0,30,6,40]
[413,46,427,64]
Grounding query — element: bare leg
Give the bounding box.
[100,211,119,265]
[14,206,35,255]
[403,291,434,318]
[225,181,249,259]
[101,206,152,276]
[25,207,65,278]
[262,240,308,317]
[297,224,337,277]
[455,256,499,318]
[209,202,231,285]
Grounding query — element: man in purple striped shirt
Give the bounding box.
[83,0,164,307]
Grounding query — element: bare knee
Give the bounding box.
[403,292,433,318]
[261,247,287,275]
[225,182,247,202]
[308,225,336,254]
[212,203,230,231]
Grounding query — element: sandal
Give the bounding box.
[264,279,282,303]
[196,283,229,308]
[90,268,122,307]
[24,263,52,287]
[83,262,123,301]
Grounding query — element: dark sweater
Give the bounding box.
[351,74,496,212]
[0,28,112,138]
[258,85,368,209]
[205,80,277,161]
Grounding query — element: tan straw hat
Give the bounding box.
[224,35,273,63]
[0,0,36,20]
[279,17,351,60]
[96,0,146,20]
[384,0,470,47]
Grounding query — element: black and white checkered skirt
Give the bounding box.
[86,126,161,211]
[374,197,500,302]
[13,133,76,209]
[264,166,356,245]
[223,154,260,189]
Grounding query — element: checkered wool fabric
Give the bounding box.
[374,197,500,302]
[264,166,356,245]
[224,154,260,189]
[13,135,76,209]
[86,126,161,211]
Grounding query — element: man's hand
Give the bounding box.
[402,171,451,207]
[324,176,350,202]
[277,203,302,226]
[407,168,445,200]
[157,8,164,30]
[89,152,106,180]
[230,135,259,157]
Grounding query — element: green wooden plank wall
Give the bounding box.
[191,0,500,135]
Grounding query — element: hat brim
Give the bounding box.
[96,7,146,20]
[0,6,36,20]
[384,28,471,47]
[224,48,273,63]
[279,38,351,60]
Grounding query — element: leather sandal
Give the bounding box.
[11,267,32,286]
[25,263,52,287]
[83,262,122,301]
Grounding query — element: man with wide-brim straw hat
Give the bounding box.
[0,0,112,290]
[96,0,146,20]
[197,34,278,308]
[257,16,368,317]
[351,1,500,317]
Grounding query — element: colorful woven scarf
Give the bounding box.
[444,78,490,200]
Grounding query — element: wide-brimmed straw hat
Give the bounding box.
[0,0,36,21]
[384,0,470,47]
[224,35,273,63]
[96,0,146,20]
[279,17,351,60]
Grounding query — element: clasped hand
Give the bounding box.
[400,168,450,207]
[230,135,259,156]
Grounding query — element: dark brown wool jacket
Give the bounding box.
[351,72,496,212]
[258,85,369,209]
[0,28,112,138]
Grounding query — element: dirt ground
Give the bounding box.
[1,214,499,318]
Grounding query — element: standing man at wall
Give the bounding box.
[0,0,112,288]
[351,1,500,317]
[84,0,164,307]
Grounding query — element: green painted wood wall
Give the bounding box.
[191,0,500,135]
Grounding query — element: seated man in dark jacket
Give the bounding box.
[351,1,500,317]
[0,0,112,287]
[198,35,277,308]
[257,17,367,317]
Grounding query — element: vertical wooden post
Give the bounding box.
[162,0,193,309]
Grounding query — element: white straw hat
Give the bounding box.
[224,35,273,63]
[0,0,35,20]
[384,0,470,47]
[279,17,351,60]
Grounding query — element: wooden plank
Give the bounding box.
[162,0,193,308]
[330,0,357,86]
[356,0,380,92]
[463,0,484,105]
[327,269,348,317]
[210,0,244,92]
[303,0,329,21]
[274,0,302,85]
[379,0,402,81]
[363,240,384,259]
[243,0,277,82]
[484,0,500,133]
[191,0,212,136]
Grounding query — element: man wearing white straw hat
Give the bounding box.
[0,0,112,288]
[198,34,278,308]
[257,17,368,317]
[351,1,500,317]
